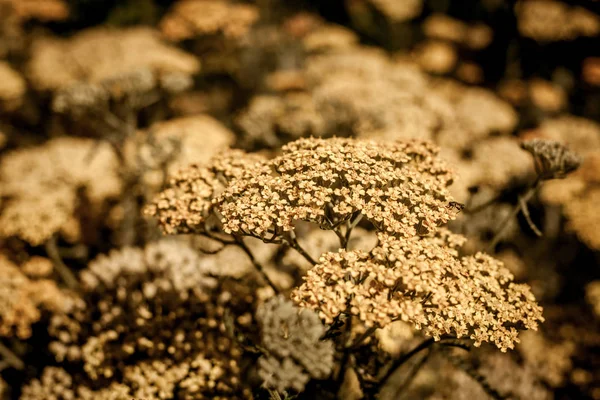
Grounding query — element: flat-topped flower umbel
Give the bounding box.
[146,137,459,240]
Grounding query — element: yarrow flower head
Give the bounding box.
[291,230,544,352]
[147,137,460,240]
[521,139,582,180]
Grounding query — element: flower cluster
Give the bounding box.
[48,240,257,398]
[0,255,70,339]
[148,137,459,240]
[0,137,121,245]
[292,231,544,351]
[160,0,259,41]
[0,61,25,111]
[515,0,599,42]
[28,27,200,92]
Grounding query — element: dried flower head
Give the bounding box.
[130,115,236,192]
[236,93,327,148]
[28,27,200,92]
[302,24,359,53]
[49,240,255,398]
[539,150,600,249]
[0,0,68,22]
[413,40,458,75]
[518,331,575,387]
[20,363,212,400]
[468,136,533,190]
[515,0,600,42]
[257,295,334,391]
[435,350,552,400]
[0,137,121,245]
[0,255,70,339]
[0,61,25,110]
[451,87,518,139]
[148,137,459,240]
[160,0,259,41]
[564,188,600,250]
[258,356,310,393]
[366,0,423,22]
[521,139,582,179]
[533,115,600,156]
[292,232,543,351]
[145,149,266,235]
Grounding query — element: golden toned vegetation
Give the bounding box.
[0,0,598,399]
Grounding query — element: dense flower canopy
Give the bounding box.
[292,231,544,352]
[147,137,460,239]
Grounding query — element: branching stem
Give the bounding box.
[45,236,79,290]
[378,337,435,386]
[488,178,542,251]
[234,236,280,294]
[287,231,317,266]
[391,350,432,399]
[0,341,24,370]
[348,325,377,349]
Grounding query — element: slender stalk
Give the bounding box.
[344,212,363,248]
[267,389,282,400]
[519,195,543,236]
[0,341,24,370]
[442,348,505,400]
[348,325,378,349]
[234,236,280,294]
[336,313,353,386]
[392,350,432,399]
[333,228,347,249]
[45,236,79,290]
[378,337,436,387]
[287,232,317,266]
[465,193,502,214]
[488,178,541,252]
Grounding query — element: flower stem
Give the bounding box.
[235,236,280,294]
[0,341,24,370]
[488,178,541,252]
[378,337,436,387]
[288,231,317,266]
[45,236,79,290]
